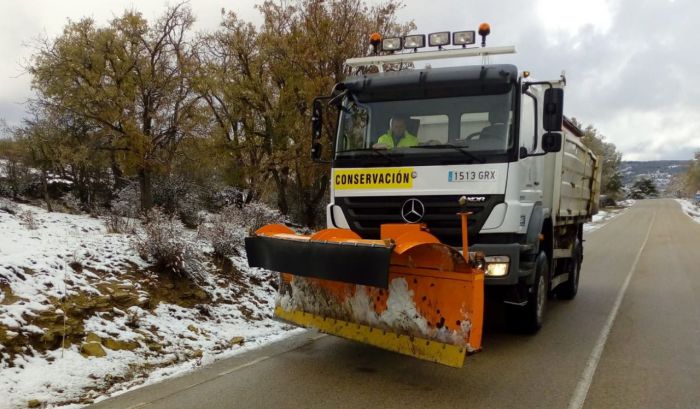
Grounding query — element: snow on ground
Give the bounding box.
[583,200,635,233]
[0,200,296,409]
[675,198,700,223]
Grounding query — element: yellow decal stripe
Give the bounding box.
[274,306,466,368]
[333,168,413,190]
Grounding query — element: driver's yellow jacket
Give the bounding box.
[376,131,418,148]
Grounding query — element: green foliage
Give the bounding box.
[196,0,413,226]
[684,157,700,195]
[571,118,624,200]
[0,137,37,198]
[29,3,203,211]
[10,0,414,227]
[630,177,658,199]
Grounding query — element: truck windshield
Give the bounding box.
[335,91,514,162]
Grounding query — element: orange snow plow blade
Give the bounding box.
[245,223,484,368]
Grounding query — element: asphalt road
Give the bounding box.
[92,199,700,409]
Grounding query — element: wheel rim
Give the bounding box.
[536,274,545,321]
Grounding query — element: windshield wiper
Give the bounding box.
[339,148,401,165]
[411,144,485,163]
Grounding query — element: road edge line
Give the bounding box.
[218,355,270,376]
[567,210,656,409]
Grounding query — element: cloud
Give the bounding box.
[1,0,698,160]
[600,108,700,160]
[398,0,699,160]
[528,0,700,159]
[0,0,262,126]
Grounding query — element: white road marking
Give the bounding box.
[310,333,327,341]
[567,210,656,409]
[218,355,270,376]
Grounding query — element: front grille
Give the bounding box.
[335,195,504,247]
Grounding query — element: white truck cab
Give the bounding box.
[310,35,600,331]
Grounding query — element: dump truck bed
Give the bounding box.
[543,126,600,226]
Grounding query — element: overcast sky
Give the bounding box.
[1,0,698,160]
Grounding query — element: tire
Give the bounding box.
[506,251,549,334]
[556,239,582,300]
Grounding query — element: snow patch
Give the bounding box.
[583,200,635,233]
[676,198,700,223]
[279,276,470,346]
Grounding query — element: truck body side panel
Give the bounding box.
[559,134,596,219]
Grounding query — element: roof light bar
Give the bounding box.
[346,45,517,68]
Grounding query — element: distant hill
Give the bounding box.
[621,160,690,192]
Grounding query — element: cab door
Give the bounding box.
[518,90,542,203]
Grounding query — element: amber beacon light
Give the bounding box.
[369,32,382,55]
[478,22,491,47]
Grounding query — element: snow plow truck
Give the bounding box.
[246,26,601,368]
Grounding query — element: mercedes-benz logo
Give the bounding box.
[401,198,425,223]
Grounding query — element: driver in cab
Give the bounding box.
[373,115,418,149]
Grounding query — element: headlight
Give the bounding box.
[381,37,402,51]
[485,256,509,277]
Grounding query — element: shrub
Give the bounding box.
[0,159,37,199]
[105,184,140,234]
[133,207,202,280]
[152,174,204,228]
[176,191,204,228]
[236,201,285,233]
[104,213,137,234]
[19,209,38,230]
[111,183,140,219]
[200,206,245,258]
[0,198,18,215]
[201,201,284,258]
[208,187,248,211]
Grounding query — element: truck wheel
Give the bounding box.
[556,239,582,300]
[506,251,549,334]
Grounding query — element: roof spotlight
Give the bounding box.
[452,30,476,47]
[381,37,402,52]
[403,34,426,51]
[428,32,450,49]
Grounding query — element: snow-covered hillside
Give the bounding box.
[620,160,690,192]
[0,201,296,409]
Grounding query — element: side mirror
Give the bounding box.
[542,132,562,153]
[543,88,564,132]
[311,99,323,161]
